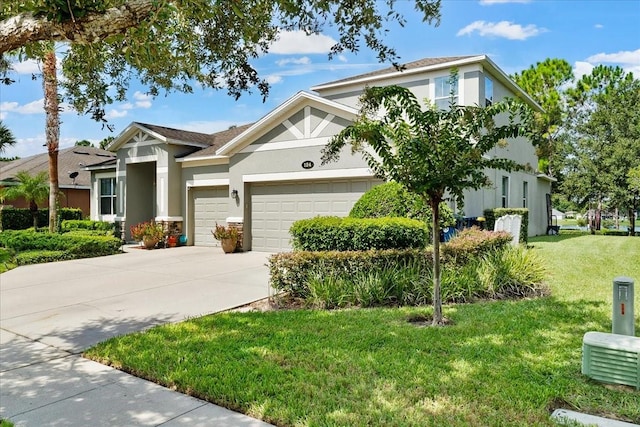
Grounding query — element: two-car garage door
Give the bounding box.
[251,179,377,252]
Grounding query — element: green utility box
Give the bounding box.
[612,276,635,336]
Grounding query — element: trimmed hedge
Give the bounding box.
[599,229,639,236]
[0,229,121,258]
[61,220,115,234]
[269,249,430,297]
[483,208,529,244]
[290,216,428,251]
[0,208,83,231]
[15,250,72,265]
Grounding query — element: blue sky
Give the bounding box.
[1,0,639,159]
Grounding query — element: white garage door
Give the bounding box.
[193,187,229,247]
[251,179,377,252]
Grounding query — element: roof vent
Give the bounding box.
[582,332,640,389]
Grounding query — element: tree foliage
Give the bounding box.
[1,0,441,124]
[322,82,531,325]
[564,65,640,234]
[0,170,49,229]
[0,120,17,153]
[511,58,573,176]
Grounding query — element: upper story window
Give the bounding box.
[485,76,494,106]
[434,75,458,110]
[522,181,528,208]
[100,177,117,215]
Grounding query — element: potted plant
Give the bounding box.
[130,220,165,249]
[211,222,239,253]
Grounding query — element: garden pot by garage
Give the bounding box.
[167,235,177,248]
[221,238,237,254]
[143,236,159,249]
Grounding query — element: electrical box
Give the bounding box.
[612,277,635,336]
[582,332,640,389]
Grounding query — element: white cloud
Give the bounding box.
[457,20,546,40]
[2,135,76,159]
[270,30,336,54]
[573,61,595,80]
[133,91,152,109]
[480,0,531,4]
[586,49,640,66]
[11,59,41,74]
[265,75,283,84]
[105,109,128,119]
[337,55,348,63]
[594,24,604,29]
[275,57,311,67]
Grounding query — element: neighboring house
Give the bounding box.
[88,55,553,251]
[552,209,565,221]
[1,146,116,216]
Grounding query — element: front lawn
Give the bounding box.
[85,235,640,426]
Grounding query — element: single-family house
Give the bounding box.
[87,55,553,251]
[1,146,116,216]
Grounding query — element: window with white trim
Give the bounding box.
[434,75,458,110]
[501,176,509,208]
[485,76,494,106]
[100,177,117,215]
[522,181,528,208]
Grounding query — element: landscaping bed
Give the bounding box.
[84,234,640,426]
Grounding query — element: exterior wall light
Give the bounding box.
[230,189,239,199]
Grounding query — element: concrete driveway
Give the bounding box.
[0,246,274,426]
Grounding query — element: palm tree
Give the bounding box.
[0,120,17,154]
[0,171,50,229]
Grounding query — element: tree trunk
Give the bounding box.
[430,198,443,326]
[43,49,60,233]
[630,206,637,237]
[30,200,38,230]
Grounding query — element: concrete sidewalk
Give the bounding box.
[0,246,274,426]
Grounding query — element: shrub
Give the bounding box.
[599,229,635,236]
[349,182,455,231]
[269,249,430,297]
[15,250,72,265]
[483,208,529,244]
[576,217,588,227]
[0,207,83,231]
[0,229,121,259]
[441,227,513,264]
[290,216,428,251]
[61,220,115,234]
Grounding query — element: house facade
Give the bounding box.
[88,55,553,251]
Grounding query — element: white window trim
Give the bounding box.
[99,177,117,216]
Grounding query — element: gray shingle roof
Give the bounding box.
[314,55,478,87]
[0,146,115,188]
[182,123,254,159]
[135,122,214,145]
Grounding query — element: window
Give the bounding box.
[522,181,528,208]
[434,75,458,109]
[485,76,494,106]
[501,176,509,208]
[100,177,116,215]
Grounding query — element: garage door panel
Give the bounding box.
[251,179,378,252]
[193,187,229,247]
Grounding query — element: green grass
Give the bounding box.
[85,235,640,426]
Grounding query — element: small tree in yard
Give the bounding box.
[0,170,49,229]
[322,82,532,325]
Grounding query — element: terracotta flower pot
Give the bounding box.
[143,236,158,249]
[221,238,237,253]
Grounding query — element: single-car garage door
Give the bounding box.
[192,187,229,246]
[251,179,377,252]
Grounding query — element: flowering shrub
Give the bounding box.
[441,227,512,264]
[211,223,239,240]
[130,220,165,241]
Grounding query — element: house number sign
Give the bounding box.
[302,160,314,169]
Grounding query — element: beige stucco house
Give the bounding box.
[87,55,553,251]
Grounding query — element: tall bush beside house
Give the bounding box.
[0,171,49,230]
[349,182,455,234]
[483,208,529,244]
[0,207,83,231]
